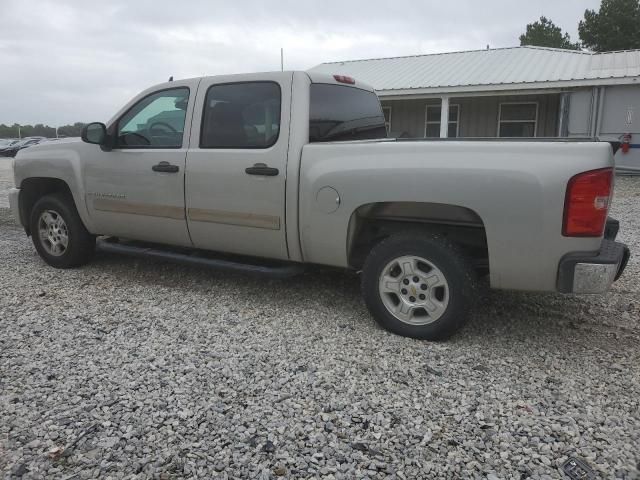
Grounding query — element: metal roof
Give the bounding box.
[309,46,640,96]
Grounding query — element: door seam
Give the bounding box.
[183,77,204,246]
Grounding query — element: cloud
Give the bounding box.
[0,0,599,126]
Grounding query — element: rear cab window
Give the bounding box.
[309,84,387,142]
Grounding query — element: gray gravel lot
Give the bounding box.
[1,157,639,479]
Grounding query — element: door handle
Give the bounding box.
[245,163,279,176]
[152,161,179,173]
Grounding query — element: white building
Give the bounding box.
[311,46,640,173]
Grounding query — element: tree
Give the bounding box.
[519,16,581,50]
[57,122,85,137]
[0,122,85,139]
[579,0,640,52]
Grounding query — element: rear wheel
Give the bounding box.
[361,233,476,340]
[30,193,95,268]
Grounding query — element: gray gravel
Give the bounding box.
[1,158,639,478]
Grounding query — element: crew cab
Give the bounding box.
[9,71,630,339]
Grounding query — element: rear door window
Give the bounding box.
[309,84,387,142]
[200,82,281,149]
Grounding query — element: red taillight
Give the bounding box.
[563,168,613,237]
[333,75,355,85]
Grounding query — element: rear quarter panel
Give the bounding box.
[299,140,614,291]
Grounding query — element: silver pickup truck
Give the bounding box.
[9,71,630,340]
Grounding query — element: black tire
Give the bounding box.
[361,233,477,340]
[30,193,95,268]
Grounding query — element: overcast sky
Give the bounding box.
[0,0,601,126]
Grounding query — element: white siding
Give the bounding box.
[600,85,640,136]
[567,89,595,137]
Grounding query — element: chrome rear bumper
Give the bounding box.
[557,239,630,294]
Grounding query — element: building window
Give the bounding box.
[498,102,538,137]
[382,106,392,132]
[425,104,459,138]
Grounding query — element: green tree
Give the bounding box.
[57,122,85,137]
[0,122,85,139]
[32,124,56,137]
[579,0,640,52]
[520,16,581,50]
[0,124,15,138]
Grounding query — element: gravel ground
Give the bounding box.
[1,158,639,479]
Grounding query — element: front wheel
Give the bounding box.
[30,193,95,268]
[361,233,477,340]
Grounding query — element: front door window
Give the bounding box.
[117,88,190,148]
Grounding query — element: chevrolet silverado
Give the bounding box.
[9,71,630,339]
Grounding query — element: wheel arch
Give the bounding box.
[19,177,78,235]
[346,201,489,273]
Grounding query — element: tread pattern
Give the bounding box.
[361,233,477,340]
[30,193,95,268]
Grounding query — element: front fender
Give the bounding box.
[14,141,95,232]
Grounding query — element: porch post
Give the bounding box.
[440,96,450,138]
[558,93,568,137]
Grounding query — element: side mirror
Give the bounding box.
[81,122,107,145]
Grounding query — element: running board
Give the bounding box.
[96,239,305,278]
